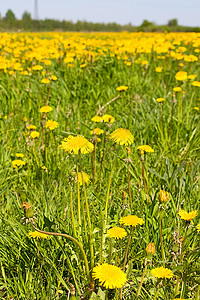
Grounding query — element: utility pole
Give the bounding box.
[34,0,39,31]
[34,0,39,20]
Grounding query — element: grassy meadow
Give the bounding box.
[0,32,200,300]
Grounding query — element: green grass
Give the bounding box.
[0,33,200,300]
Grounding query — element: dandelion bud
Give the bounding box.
[126,147,131,154]
[122,190,127,199]
[159,190,170,203]
[21,202,34,219]
[146,243,156,255]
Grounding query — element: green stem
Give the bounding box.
[105,154,117,222]
[70,185,77,238]
[136,261,148,299]
[159,210,165,265]
[127,160,133,212]
[31,223,91,282]
[76,159,81,231]
[78,152,94,270]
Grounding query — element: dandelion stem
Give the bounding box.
[174,225,189,296]
[136,260,148,299]
[159,209,165,265]
[120,226,133,299]
[78,152,94,270]
[31,223,91,282]
[70,185,77,238]
[76,158,81,231]
[127,159,133,212]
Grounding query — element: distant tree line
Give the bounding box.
[0,9,200,32]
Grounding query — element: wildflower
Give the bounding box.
[159,190,170,203]
[192,81,200,87]
[27,124,37,130]
[91,115,102,123]
[178,209,198,221]
[156,98,165,103]
[4,116,7,120]
[197,223,200,232]
[12,159,25,168]
[107,227,127,239]
[116,85,128,92]
[21,202,34,219]
[188,74,197,80]
[173,87,181,92]
[141,60,148,65]
[137,145,154,155]
[146,243,156,255]
[151,267,173,279]
[41,78,50,84]
[110,128,134,146]
[80,63,86,68]
[175,71,187,81]
[41,166,47,170]
[155,67,162,72]
[39,106,53,113]
[92,263,127,289]
[194,107,199,111]
[60,135,94,155]
[45,120,59,130]
[28,231,49,240]
[120,215,144,227]
[31,131,40,139]
[102,114,115,123]
[91,128,104,135]
[44,60,51,66]
[15,153,24,158]
[76,172,90,186]
[23,117,28,122]
[32,65,43,71]
[50,75,57,81]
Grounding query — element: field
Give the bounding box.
[0,32,200,300]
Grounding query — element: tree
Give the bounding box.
[22,11,31,21]
[168,19,178,27]
[4,9,16,21]
[141,20,154,27]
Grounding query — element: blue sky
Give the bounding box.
[1,0,200,26]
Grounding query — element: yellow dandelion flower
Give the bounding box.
[60,135,94,155]
[91,115,102,123]
[27,124,37,130]
[41,166,47,170]
[15,153,24,158]
[172,298,186,300]
[194,107,199,111]
[45,120,59,130]
[39,106,53,113]
[178,209,198,221]
[137,145,154,155]
[102,114,115,123]
[28,231,49,240]
[146,243,156,255]
[32,65,43,71]
[159,190,170,203]
[80,63,86,68]
[155,67,162,72]
[120,215,144,227]
[30,131,40,139]
[12,159,25,168]
[156,98,165,103]
[192,81,200,87]
[76,172,90,186]
[109,128,134,146]
[141,60,148,65]
[91,128,104,135]
[107,227,127,239]
[173,87,181,92]
[116,85,128,92]
[188,74,197,80]
[197,223,200,232]
[41,78,50,84]
[23,117,28,122]
[50,75,57,81]
[175,71,187,81]
[92,263,127,289]
[44,60,51,66]
[151,267,173,279]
